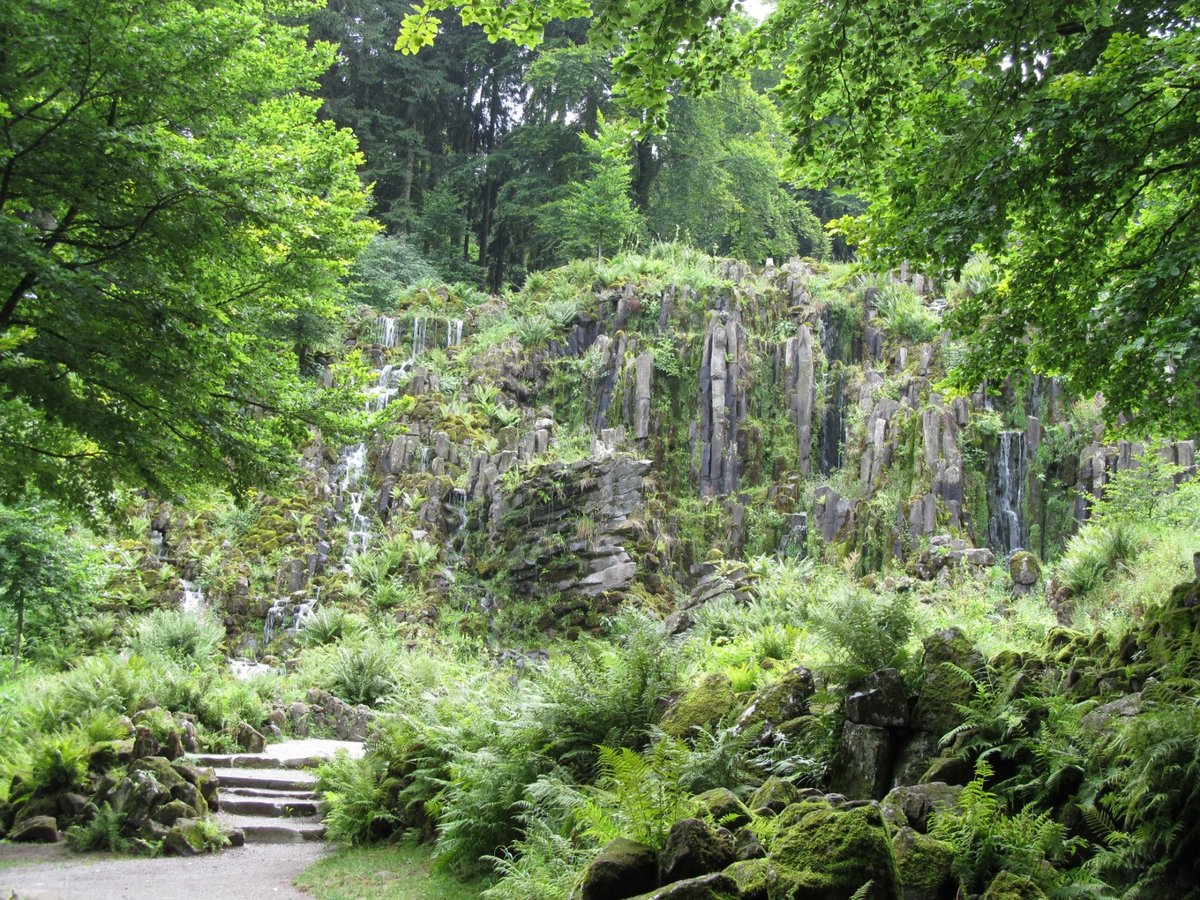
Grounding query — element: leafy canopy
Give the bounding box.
[0,0,374,509]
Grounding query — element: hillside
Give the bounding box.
[2,245,1199,898]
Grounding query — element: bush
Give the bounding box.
[810,585,914,683]
[317,751,400,845]
[30,731,90,792]
[322,640,400,706]
[128,609,224,666]
[872,280,940,343]
[298,606,365,648]
[1054,523,1140,598]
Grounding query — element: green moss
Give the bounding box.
[767,803,902,900]
[981,870,1048,899]
[724,858,769,900]
[892,827,954,898]
[661,672,737,739]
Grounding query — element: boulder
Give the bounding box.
[629,874,740,900]
[733,827,765,861]
[830,722,893,800]
[132,756,186,790]
[1008,551,1040,588]
[234,722,266,753]
[880,783,962,834]
[892,826,956,900]
[914,629,980,737]
[723,859,769,900]
[891,733,942,789]
[748,776,798,815]
[661,674,737,739]
[10,815,60,843]
[658,818,735,885]
[846,668,910,728]
[981,871,1048,899]
[766,801,902,900]
[152,799,197,827]
[575,837,658,900]
[163,818,220,856]
[694,788,750,830]
[131,726,161,759]
[736,668,814,737]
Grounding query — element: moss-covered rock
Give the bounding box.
[914,629,980,737]
[880,783,962,834]
[830,722,893,800]
[662,673,738,739]
[736,667,814,736]
[130,756,186,790]
[723,858,769,900]
[694,788,751,830]
[981,871,1048,899]
[628,873,739,900]
[748,776,799,814]
[767,800,902,899]
[892,826,955,900]
[151,799,196,827]
[575,837,658,900]
[658,818,735,885]
[163,817,224,856]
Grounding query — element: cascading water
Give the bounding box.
[339,442,371,569]
[263,596,317,645]
[374,316,398,348]
[366,364,398,412]
[180,579,206,617]
[150,529,169,560]
[988,430,1028,554]
[446,488,468,557]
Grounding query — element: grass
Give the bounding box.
[294,840,489,900]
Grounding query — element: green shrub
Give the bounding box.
[1054,523,1140,598]
[66,802,141,853]
[318,751,400,845]
[299,606,365,648]
[872,280,940,343]
[810,586,914,683]
[323,640,400,706]
[30,731,90,792]
[128,609,224,666]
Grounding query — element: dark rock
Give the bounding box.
[831,722,893,800]
[658,818,735,885]
[131,756,186,790]
[914,629,980,737]
[880,783,962,834]
[234,722,266,752]
[131,727,161,759]
[152,799,196,827]
[733,827,765,861]
[846,668,910,728]
[224,827,246,848]
[575,837,658,900]
[161,730,185,760]
[891,732,942,790]
[59,792,90,818]
[10,815,59,843]
[736,667,814,737]
[694,788,750,830]
[921,757,972,787]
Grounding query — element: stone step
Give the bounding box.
[218,795,320,818]
[224,786,318,800]
[209,767,317,794]
[194,753,326,770]
[216,812,325,844]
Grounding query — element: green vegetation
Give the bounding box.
[295,840,488,900]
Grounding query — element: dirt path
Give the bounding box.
[0,842,327,899]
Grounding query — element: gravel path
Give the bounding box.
[0,842,328,899]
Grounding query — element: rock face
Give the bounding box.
[697,309,747,497]
[478,453,651,620]
[784,326,816,477]
[846,668,909,729]
[658,818,735,885]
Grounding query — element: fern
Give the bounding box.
[317,751,401,846]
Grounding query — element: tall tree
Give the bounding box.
[0,0,373,508]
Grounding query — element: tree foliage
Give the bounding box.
[0,0,374,508]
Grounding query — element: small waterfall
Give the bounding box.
[447,318,464,348]
[819,370,846,475]
[988,430,1028,554]
[373,316,398,348]
[230,659,275,680]
[366,363,398,412]
[180,579,206,617]
[263,596,317,644]
[419,446,430,473]
[338,443,371,568]
[446,488,468,557]
[150,529,169,560]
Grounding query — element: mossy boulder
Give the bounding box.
[131,756,186,790]
[892,826,955,900]
[658,818,735,885]
[748,776,799,814]
[767,800,902,899]
[831,722,893,800]
[9,814,60,843]
[628,873,739,900]
[880,783,962,834]
[724,858,769,900]
[914,629,981,737]
[163,817,223,856]
[575,837,658,900]
[151,799,196,827]
[736,667,814,736]
[662,673,737,739]
[981,871,1048,899]
[694,788,750,830]
[1008,551,1040,588]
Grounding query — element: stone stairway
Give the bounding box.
[191,738,364,844]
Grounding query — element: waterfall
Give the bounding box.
[263,596,316,645]
[180,579,206,617]
[373,316,398,348]
[446,488,468,557]
[150,529,169,560]
[819,370,846,475]
[366,363,398,412]
[230,659,274,680]
[446,318,464,348]
[338,443,371,569]
[988,430,1028,554]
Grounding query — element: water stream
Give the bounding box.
[988,430,1028,554]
